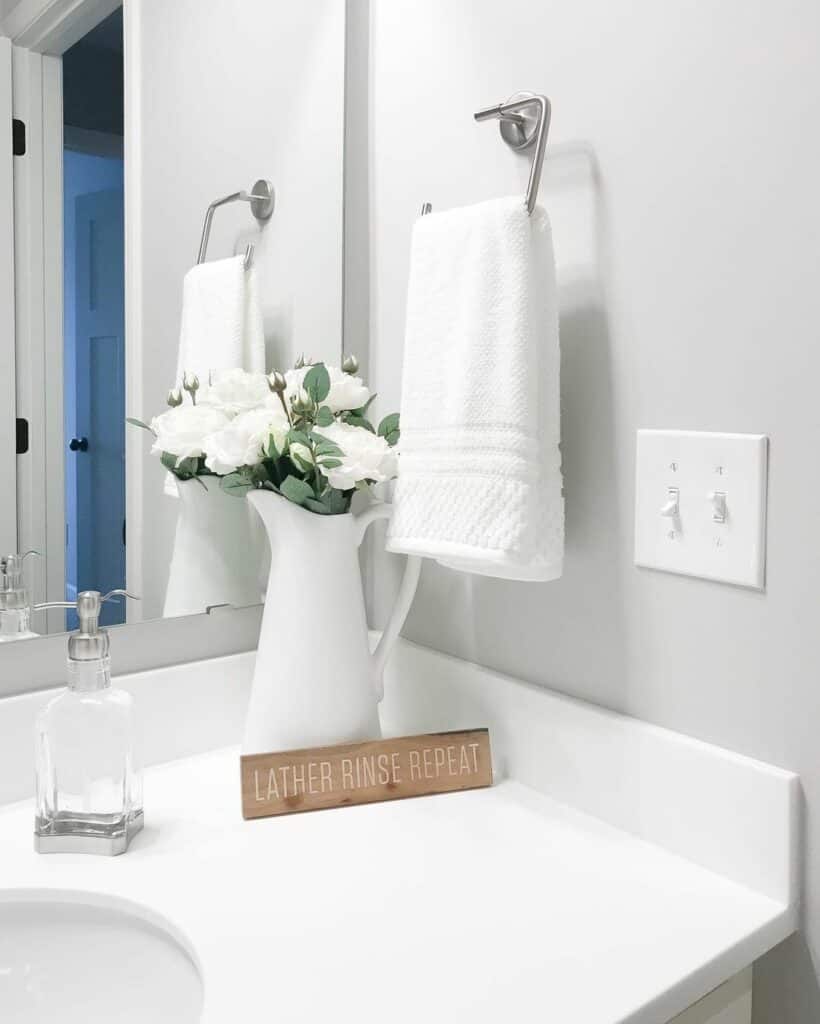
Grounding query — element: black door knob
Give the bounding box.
[69,437,88,452]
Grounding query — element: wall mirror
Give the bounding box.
[0,0,346,650]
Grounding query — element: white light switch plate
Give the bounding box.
[634,430,768,589]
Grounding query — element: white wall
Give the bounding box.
[365,1,820,1019]
[132,0,346,619]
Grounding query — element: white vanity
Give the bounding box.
[0,639,797,1024]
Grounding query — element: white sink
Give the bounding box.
[0,890,203,1023]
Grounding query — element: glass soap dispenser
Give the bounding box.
[0,551,40,642]
[34,589,143,855]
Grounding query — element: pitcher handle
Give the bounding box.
[356,503,422,701]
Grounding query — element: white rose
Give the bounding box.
[203,406,289,476]
[150,405,230,464]
[314,421,397,490]
[326,366,370,413]
[200,368,270,416]
[283,364,371,413]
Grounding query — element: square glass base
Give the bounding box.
[34,810,144,856]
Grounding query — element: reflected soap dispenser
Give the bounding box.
[34,590,143,855]
[0,551,40,642]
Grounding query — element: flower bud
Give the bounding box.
[166,388,183,408]
[291,388,313,416]
[294,354,305,370]
[342,354,359,375]
[182,372,200,405]
[267,370,286,394]
[289,442,314,471]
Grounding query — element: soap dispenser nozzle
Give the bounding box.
[0,550,41,641]
[35,590,140,661]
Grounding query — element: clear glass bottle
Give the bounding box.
[0,551,40,642]
[34,590,143,855]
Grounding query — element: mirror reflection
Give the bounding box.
[1,1,346,639]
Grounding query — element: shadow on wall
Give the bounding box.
[396,141,633,705]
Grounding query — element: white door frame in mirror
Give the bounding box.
[0,38,16,560]
[5,0,138,631]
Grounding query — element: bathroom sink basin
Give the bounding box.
[0,890,202,1023]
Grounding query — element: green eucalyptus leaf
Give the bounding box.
[280,475,314,507]
[264,431,281,460]
[344,414,375,433]
[378,413,400,439]
[126,416,155,434]
[318,458,342,469]
[304,496,333,515]
[315,405,334,427]
[385,429,400,447]
[312,437,344,458]
[328,489,350,514]
[286,428,312,449]
[303,363,331,404]
[221,472,254,497]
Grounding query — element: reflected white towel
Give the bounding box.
[175,255,265,387]
[165,255,266,495]
[386,197,564,581]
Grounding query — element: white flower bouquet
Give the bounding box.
[128,357,399,515]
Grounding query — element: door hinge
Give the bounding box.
[12,118,25,156]
[16,418,29,454]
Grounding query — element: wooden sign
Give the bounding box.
[240,729,492,819]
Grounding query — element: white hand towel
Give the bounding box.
[386,197,564,581]
[174,255,265,388]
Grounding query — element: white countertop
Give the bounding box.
[0,745,792,1024]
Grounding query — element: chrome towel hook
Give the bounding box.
[474,92,551,214]
[197,178,275,269]
[420,92,551,218]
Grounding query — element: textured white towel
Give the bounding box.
[386,197,564,581]
[175,255,265,388]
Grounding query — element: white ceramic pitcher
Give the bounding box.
[243,490,422,755]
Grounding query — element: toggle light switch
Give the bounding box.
[634,430,768,589]
[659,487,680,519]
[708,490,727,524]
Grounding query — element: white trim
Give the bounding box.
[0,38,17,555]
[41,53,65,631]
[12,44,48,619]
[64,124,123,158]
[122,0,142,620]
[3,0,121,55]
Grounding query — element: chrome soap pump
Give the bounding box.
[0,550,40,642]
[34,589,143,855]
